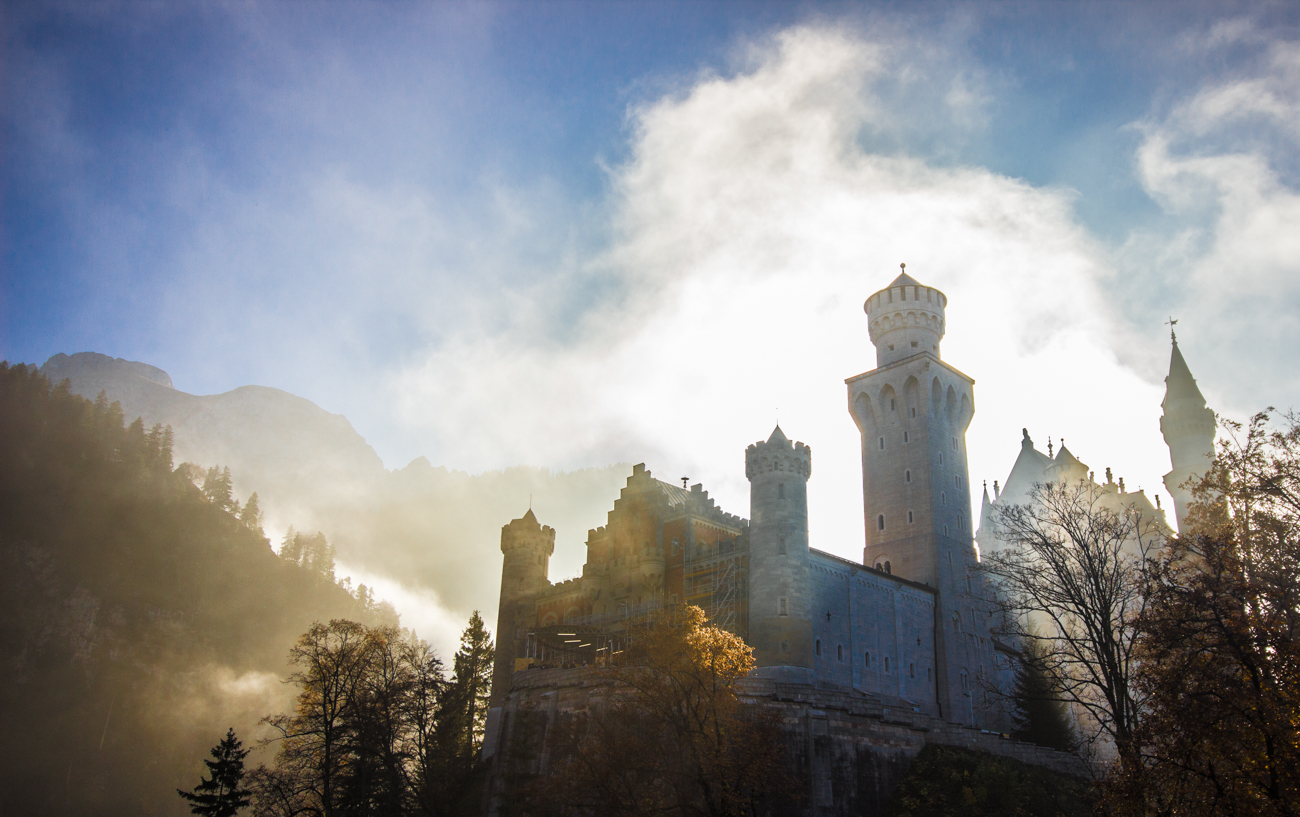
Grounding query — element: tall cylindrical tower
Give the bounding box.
[746,426,814,673]
[490,509,554,706]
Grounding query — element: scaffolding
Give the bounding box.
[683,535,748,640]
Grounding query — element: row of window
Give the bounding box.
[876,512,964,530]
[877,434,963,452]
[812,640,935,682]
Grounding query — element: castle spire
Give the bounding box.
[1160,330,1215,533]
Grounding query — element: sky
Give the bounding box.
[5,1,1300,631]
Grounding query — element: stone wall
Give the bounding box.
[482,667,1089,816]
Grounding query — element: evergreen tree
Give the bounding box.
[280,527,302,563]
[1011,638,1076,752]
[177,729,253,816]
[239,492,263,533]
[449,611,494,754]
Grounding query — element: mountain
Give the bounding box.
[39,353,630,637]
[0,362,389,816]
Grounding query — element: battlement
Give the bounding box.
[746,426,812,481]
[500,510,556,556]
[864,269,946,367]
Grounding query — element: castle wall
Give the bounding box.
[483,667,1087,817]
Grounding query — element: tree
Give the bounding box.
[1117,411,1300,816]
[524,606,793,817]
[203,465,234,510]
[240,492,264,533]
[178,729,253,816]
[981,480,1163,772]
[1010,637,1076,753]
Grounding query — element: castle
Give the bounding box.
[484,269,1215,806]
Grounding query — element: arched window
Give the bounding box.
[903,431,910,443]
[885,560,892,574]
[941,491,947,505]
[815,639,822,657]
[953,611,961,632]
[958,512,964,530]
[910,663,915,678]
[961,669,969,692]
[879,436,886,450]
[885,656,890,672]
[908,510,914,524]
[865,651,871,668]
[837,644,843,661]
[877,514,885,531]
[779,597,787,616]
[905,469,911,483]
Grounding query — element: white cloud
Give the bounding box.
[391,25,1176,566]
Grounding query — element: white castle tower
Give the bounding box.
[1160,329,1216,533]
[847,266,987,724]
[745,427,814,675]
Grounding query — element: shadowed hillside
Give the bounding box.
[0,362,391,815]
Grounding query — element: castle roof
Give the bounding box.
[1163,339,1207,409]
[767,425,788,445]
[889,271,922,288]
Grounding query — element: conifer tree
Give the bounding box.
[239,492,263,533]
[448,611,494,754]
[177,728,253,816]
[1011,638,1076,752]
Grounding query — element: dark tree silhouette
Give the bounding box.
[178,729,253,816]
[1010,638,1077,752]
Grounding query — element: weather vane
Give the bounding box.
[1166,316,1178,342]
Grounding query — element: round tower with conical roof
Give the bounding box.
[1160,332,1215,533]
[491,509,555,705]
[746,426,814,675]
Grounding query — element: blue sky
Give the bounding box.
[6,1,1300,578]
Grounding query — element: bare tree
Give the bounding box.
[981,480,1164,772]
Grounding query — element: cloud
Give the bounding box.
[1128,29,1300,419]
[391,24,1174,564]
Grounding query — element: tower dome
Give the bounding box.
[864,265,947,367]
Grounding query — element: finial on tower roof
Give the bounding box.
[1048,437,1054,458]
[681,477,688,488]
[1166,316,1179,343]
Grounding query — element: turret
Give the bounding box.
[490,509,555,705]
[1160,332,1215,533]
[745,426,814,675]
[864,266,947,368]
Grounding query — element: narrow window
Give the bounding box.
[952,437,958,450]
[865,651,871,668]
[947,552,952,567]
[939,453,944,465]
[885,656,890,672]
[958,512,964,530]
[903,431,909,443]
[941,491,947,505]
[877,514,885,531]
[778,537,787,555]
[879,436,885,450]
[885,560,892,574]
[778,483,785,499]
[907,510,914,524]
[816,639,822,657]
[953,611,961,632]
[779,597,788,616]
[910,407,916,418]
[891,399,896,411]
[910,663,915,678]
[967,576,973,593]
[927,667,932,682]
[837,644,843,661]
[904,469,911,483]
[944,525,949,536]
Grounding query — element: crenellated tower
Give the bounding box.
[491,509,554,706]
[1160,330,1215,533]
[746,426,814,675]
[846,267,987,725]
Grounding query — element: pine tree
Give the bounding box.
[279,527,302,563]
[450,611,494,754]
[238,492,263,533]
[1011,638,1076,752]
[177,728,252,816]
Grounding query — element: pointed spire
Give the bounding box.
[521,507,539,525]
[767,425,788,445]
[1163,335,1207,407]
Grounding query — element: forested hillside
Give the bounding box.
[0,363,390,815]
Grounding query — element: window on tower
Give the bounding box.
[905,469,911,483]
[779,597,788,616]
[877,514,885,531]
[958,512,964,530]
[891,399,896,410]
[910,407,917,418]
[778,483,785,499]
[816,639,822,657]
[779,537,787,555]
[879,436,885,450]
[941,491,947,505]
[838,644,843,661]
[908,510,914,524]
[904,431,909,443]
